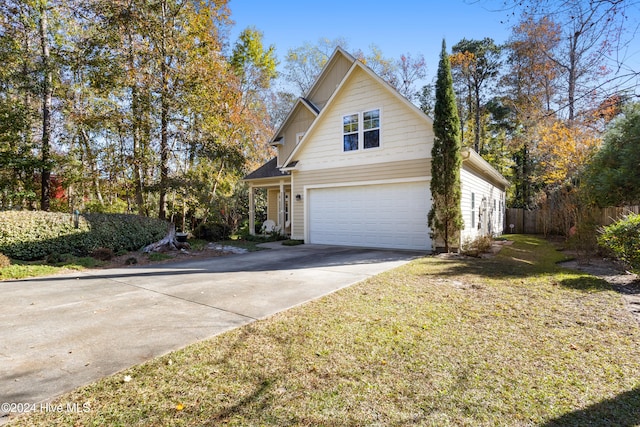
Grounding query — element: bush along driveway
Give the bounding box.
[8,235,640,427]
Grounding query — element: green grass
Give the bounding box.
[146,252,173,262]
[0,263,64,280]
[185,238,208,251]
[0,256,104,280]
[8,235,640,426]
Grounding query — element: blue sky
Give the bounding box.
[227,0,512,85]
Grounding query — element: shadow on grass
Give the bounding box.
[559,276,611,292]
[416,235,616,295]
[541,386,640,427]
[207,377,275,424]
[417,256,537,280]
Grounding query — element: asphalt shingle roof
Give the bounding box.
[244,157,289,180]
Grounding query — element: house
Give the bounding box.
[244,47,508,251]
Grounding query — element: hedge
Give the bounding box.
[598,213,640,274]
[0,211,169,260]
[193,222,232,241]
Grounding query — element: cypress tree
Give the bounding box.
[428,39,463,252]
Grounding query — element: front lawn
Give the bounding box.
[9,235,640,426]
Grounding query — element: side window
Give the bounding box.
[471,192,475,228]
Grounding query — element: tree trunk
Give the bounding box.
[39,1,52,211]
[159,68,169,219]
[79,129,104,204]
[142,222,189,253]
[567,31,577,124]
[127,29,145,214]
[158,0,170,220]
[474,81,481,153]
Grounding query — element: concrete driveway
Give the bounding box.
[0,243,424,421]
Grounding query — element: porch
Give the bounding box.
[244,158,292,237]
[248,182,292,236]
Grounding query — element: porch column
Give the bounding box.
[278,180,285,235]
[249,185,255,236]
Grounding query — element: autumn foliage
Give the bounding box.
[534,120,600,186]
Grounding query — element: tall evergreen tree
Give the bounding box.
[428,39,463,252]
[451,38,501,154]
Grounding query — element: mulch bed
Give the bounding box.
[101,247,232,269]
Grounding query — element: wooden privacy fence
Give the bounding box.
[505,205,640,235]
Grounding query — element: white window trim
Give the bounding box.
[341,107,382,152]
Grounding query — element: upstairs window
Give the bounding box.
[343,108,380,151]
[363,109,380,149]
[343,114,359,151]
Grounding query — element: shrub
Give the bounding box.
[83,199,128,214]
[45,253,76,265]
[0,211,168,260]
[0,252,10,268]
[46,252,63,264]
[282,239,304,246]
[81,213,169,254]
[598,213,640,274]
[194,222,232,241]
[0,211,89,260]
[461,235,494,257]
[91,247,115,261]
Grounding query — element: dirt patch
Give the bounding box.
[560,256,640,324]
[436,239,640,324]
[435,240,513,260]
[100,246,233,269]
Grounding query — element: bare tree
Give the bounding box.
[501,0,639,122]
[283,39,427,103]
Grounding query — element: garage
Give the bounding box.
[307,181,431,250]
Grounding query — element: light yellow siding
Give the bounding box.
[267,189,279,223]
[277,105,316,167]
[307,53,354,110]
[289,159,431,239]
[295,66,434,172]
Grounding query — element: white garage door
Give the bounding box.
[308,181,431,250]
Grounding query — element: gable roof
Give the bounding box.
[281,51,434,167]
[304,47,356,100]
[301,97,320,114]
[269,97,319,145]
[268,48,356,145]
